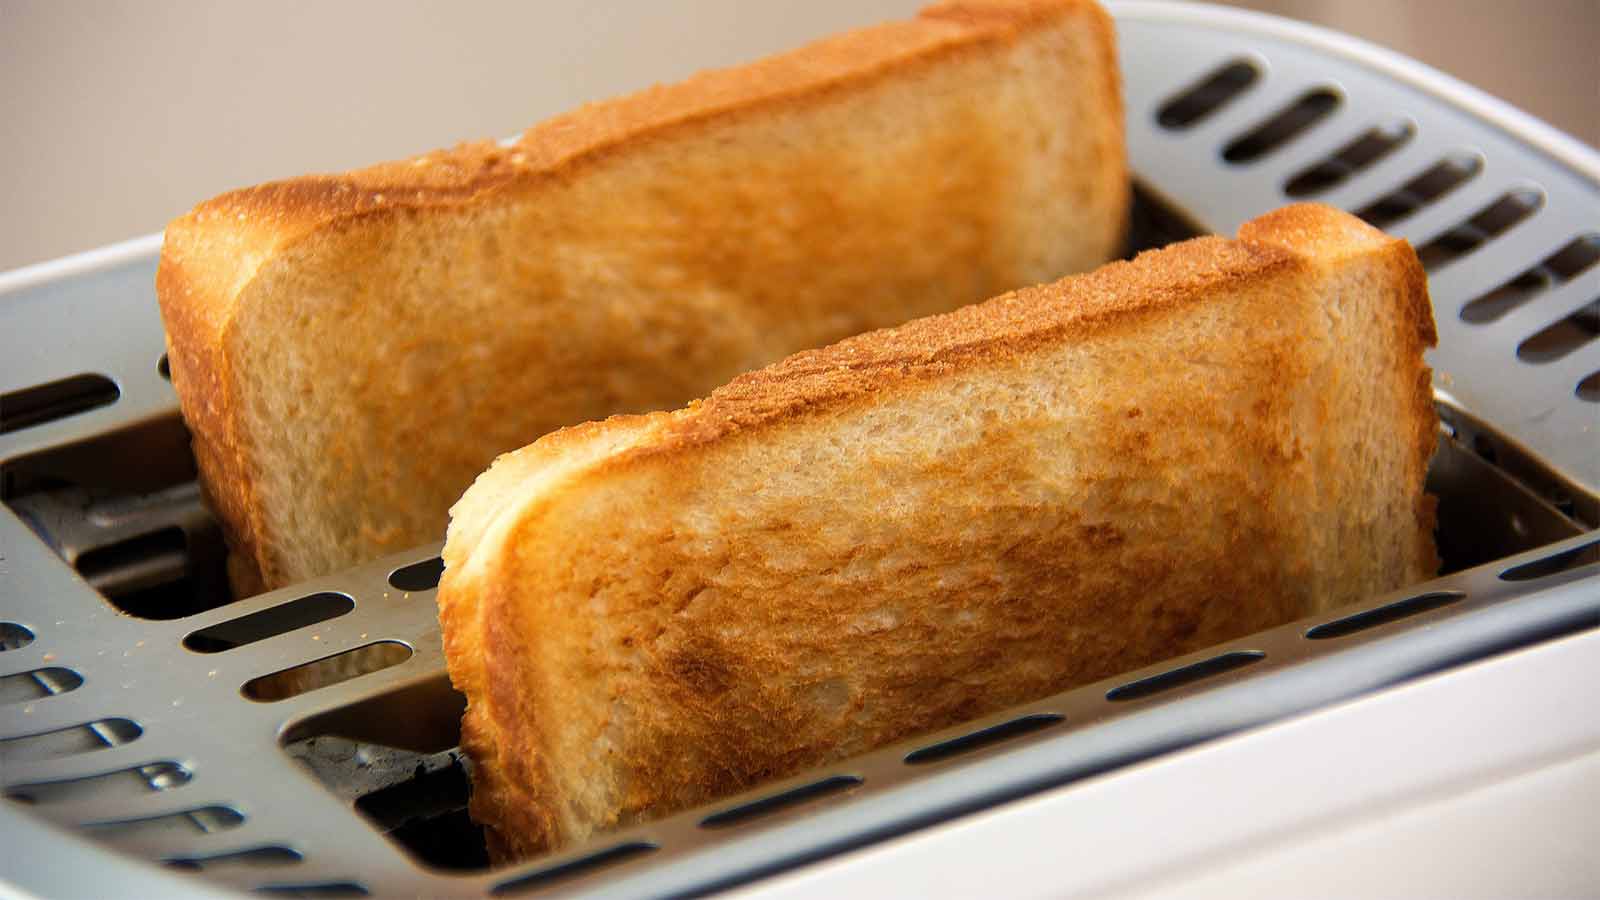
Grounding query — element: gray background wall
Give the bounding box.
[1,0,1594,272]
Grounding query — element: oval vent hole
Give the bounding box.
[1517,300,1599,363]
[167,845,303,871]
[243,641,411,702]
[904,713,1063,765]
[1501,539,1600,581]
[84,805,244,840]
[255,883,369,898]
[1106,651,1264,702]
[1155,59,1260,129]
[1284,120,1414,196]
[1579,370,1600,403]
[6,761,191,805]
[1306,592,1465,640]
[1464,234,1600,324]
[184,592,354,653]
[1222,88,1340,163]
[388,556,444,592]
[0,667,84,705]
[0,623,34,652]
[0,718,141,765]
[1356,153,1483,228]
[491,842,658,896]
[1414,189,1544,271]
[157,353,172,380]
[701,775,862,829]
[0,373,119,435]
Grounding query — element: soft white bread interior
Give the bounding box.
[438,203,1440,861]
[155,0,1127,595]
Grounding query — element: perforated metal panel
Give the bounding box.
[1,3,1596,898]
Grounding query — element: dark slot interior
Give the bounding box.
[254,882,370,898]
[166,845,303,872]
[1284,120,1414,196]
[0,373,119,435]
[904,714,1064,765]
[0,622,34,652]
[701,775,863,829]
[1462,235,1600,324]
[1106,651,1265,702]
[0,718,141,765]
[1500,540,1600,582]
[83,805,245,838]
[1222,89,1341,163]
[1579,371,1600,403]
[243,642,412,702]
[1357,154,1483,228]
[1517,300,1599,363]
[388,556,444,592]
[0,667,84,705]
[1414,189,1544,271]
[184,593,355,653]
[1155,59,1261,129]
[356,762,489,871]
[491,843,658,897]
[6,761,191,805]
[1306,593,1466,640]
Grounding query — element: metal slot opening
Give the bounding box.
[1580,370,1600,403]
[1415,189,1544,271]
[166,845,303,871]
[0,373,119,435]
[0,622,34,651]
[254,882,369,897]
[0,718,141,764]
[157,353,171,380]
[492,843,658,896]
[1517,300,1599,363]
[1501,540,1600,582]
[701,775,863,829]
[1155,59,1260,129]
[1356,153,1483,228]
[1463,234,1600,323]
[5,761,191,805]
[0,666,83,705]
[84,805,244,838]
[1306,592,1466,640]
[388,556,444,591]
[904,714,1063,765]
[184,593,355,653]
[1284,120,1414,196]
[354,755,487,871]
[243,642,412,702]
[1222,88,1340,163]
[1106,651,1264,701]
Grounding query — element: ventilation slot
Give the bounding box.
[255,882,369,897]
[1106,651,1265,702]
[701,775,862,829]
[1222,88,1340,163]
[352,753,487,871]
[1518,301,1599,363]
[1580,371,1600,403]
[167,845,302,871]
[1463,234,1600,323]
[184,593,354,653]
[1306,592,1466,640]
[1356,154,1483,228]
[157,353,171,380]
[904,713,1063,765]
[84,805,244,838]
[0,718,141,764]
[492,843,658,896]
[1414,189,1544,271]
[0,374,119,435]
[0,622,36,652]
[388,556,444,591]
[1155,59,1260,129]
[72,526,202,620]
[243,642,412,702]
[1501,540,1600,581]
[6,761,191,804]
[0,667,83,705]
[1284,120,1414,196]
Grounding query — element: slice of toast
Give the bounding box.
[155,0,1126,595]
[438,203,1440,861]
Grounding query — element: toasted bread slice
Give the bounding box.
[155,0,1126,595]
[438,203,1439,861]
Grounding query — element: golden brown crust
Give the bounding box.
[157,0,1121,594]
[440,202,1441,861]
